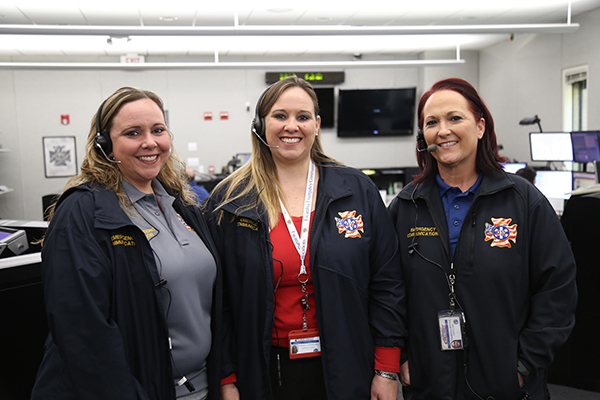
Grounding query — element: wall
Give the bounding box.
[0,70,24,219]
[0,52,477,220]
[479,7,600,166]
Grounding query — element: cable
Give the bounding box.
[410,183,491,398]
[130,196,197,393]
[409,184,464,310]
[270,243,284,387]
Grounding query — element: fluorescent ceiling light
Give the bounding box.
[0,34,497,56]
[0,23,580,36]
[0,58,466,70]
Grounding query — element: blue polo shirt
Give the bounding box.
[436,174,483,258]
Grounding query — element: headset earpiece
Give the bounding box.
[251,83,276,140]
[94,99,112,155]
[416,128,427,151]
[94,132,112,154]
[251,115,264,139]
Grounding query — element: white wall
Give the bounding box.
[0,52,478,220]
[479,7,600,165]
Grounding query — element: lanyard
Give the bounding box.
[277,159,316,285]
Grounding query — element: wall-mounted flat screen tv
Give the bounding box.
[314,87,334,129]
[337,88,416,137]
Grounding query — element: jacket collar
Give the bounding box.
[400,171,514,201]
[57,184,139,230]
[219,162,353,221]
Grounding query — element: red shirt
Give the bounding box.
[268,212,400,373]
[270,212,317,347]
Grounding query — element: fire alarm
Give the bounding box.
[220,111,229,120]
[204,112,213,121]
[61,115,70,125]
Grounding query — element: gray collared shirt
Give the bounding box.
[123,179,215,397]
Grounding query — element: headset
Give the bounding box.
[94,98,120,163]
[416,128,427,152]
[251,83,276,144]
[94,99,111,154]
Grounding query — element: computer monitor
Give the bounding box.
[236,153,251,167]
[0,227,29,258]
[534,170,572,200]
[501,162,527,174]
[529,132,573,161]
[572,172,597,191]
[534,170,572,214]
[571,131,600,163]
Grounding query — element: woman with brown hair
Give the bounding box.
[31,87,222,400]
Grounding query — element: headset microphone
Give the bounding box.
[418,144,438,153]
[416,129,436,153]
[253,128,279,149]
[94,137,121,163]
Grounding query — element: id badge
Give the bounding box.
[438,310,466,351]
[288,328,321,359]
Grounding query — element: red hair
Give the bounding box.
[413,78,506,184]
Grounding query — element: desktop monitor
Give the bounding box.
[0,227,29,258]
[535,170,572,214]
[529,132,573,161]
[501,162,527,174]
[572,172,597,191]
[571,131,600,163]
[534,170,572,200]
[236,153,251,167]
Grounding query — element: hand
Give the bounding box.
[221,383,240,400]
[370,374,399,400]
[400,361,410,386]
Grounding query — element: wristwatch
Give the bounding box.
[374,369,398,381]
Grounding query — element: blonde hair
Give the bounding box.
[209,77,341,229]
[44,87,195,223]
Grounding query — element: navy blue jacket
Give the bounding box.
[204,163,408,400]
[388,172,577,400]
[31,184,222,400]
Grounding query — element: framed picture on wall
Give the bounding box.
[43,136,78,178]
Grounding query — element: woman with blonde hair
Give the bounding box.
[205,77,407,400]
[32,87,222,400]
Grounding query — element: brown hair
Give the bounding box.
[44,86,194,223]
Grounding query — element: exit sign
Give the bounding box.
[120,55,145,64]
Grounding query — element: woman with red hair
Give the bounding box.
[389,78,577,400]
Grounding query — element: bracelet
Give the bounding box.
[374,369,398,381]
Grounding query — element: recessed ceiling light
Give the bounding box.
[266,8,294,13]
[159,16,178,22]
